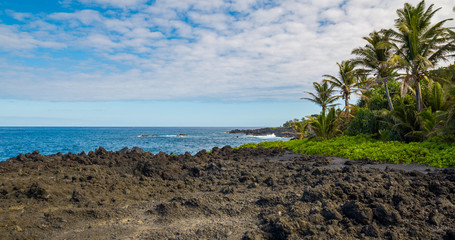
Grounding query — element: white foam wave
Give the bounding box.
[163,135,189,137]
[255,134,278,139]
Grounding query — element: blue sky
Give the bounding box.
[0,0,453,126]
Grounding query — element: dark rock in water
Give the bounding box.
[228,127,296,138]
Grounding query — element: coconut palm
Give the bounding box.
[292,120,309,139]
[441,85,455,132]
[390,0,454,112]
[323,60,365,109]
[416,107,445,139]
[301,81,339,113]
[424,80,450,111]
[308,108,340,140]
[352,30,397,110]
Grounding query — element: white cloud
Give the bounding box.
[0,25,66,50]
[6,10,34,21]
[76,0,148,9]
[229,0,257,12]
[49,10,103,25]
[0,0,454,101]
[85,33,119,50]
[320,7,345,23]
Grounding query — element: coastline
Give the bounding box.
[0,126,286,161]
[228,127,297,138]
[1,146,454,239]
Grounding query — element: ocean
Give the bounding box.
[0,127,288,161]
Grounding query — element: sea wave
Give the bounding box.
[163,135,188,138]
[252,134,292,140]
[254,134,279,139]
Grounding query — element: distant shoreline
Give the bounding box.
[0,127,285,161]
[228,127,296,138]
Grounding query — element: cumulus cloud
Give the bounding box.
[0,0,454,101]
[76,0,148,9]
[49,9,103,25]
[0,25,65,50]
[6,10,34,21]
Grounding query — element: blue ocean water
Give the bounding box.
[0,127,288,161]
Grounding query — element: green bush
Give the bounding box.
[238,135,455,168]
[378,129,400,141]
[347,108,377,135]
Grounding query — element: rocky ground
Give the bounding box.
[0,146,454,240]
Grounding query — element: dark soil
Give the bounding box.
[0,146,454,239]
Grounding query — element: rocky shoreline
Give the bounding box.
[229,127,297,138]
[1,147,454,239]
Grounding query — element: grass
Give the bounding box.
[236,134,455,168]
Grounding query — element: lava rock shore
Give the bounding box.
[0,146,454,239]
[228,128,296,138]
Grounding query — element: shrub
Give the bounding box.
[238,135,455,167]
[347,108,377,136]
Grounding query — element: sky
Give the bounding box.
[0,0,454,127]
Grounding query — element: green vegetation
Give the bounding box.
[291,120,309,139]
[323,60,364,109]
[238,135,455,168]
[301,81,339,113]
[347,108,377,136]
[307,108,341,140]
[269,1,455,167]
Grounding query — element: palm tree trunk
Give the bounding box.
[344,96,350,118]
[415,79,423,112]
[383,80,394,110]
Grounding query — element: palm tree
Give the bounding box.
[301,81,339,113]
[352,30,396,110]
[323,60,365,109]
[292,120,309,139]
[440,85,455,133]
[390,0,454,112]
[308,108,340,140]
[424,80,450,111]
